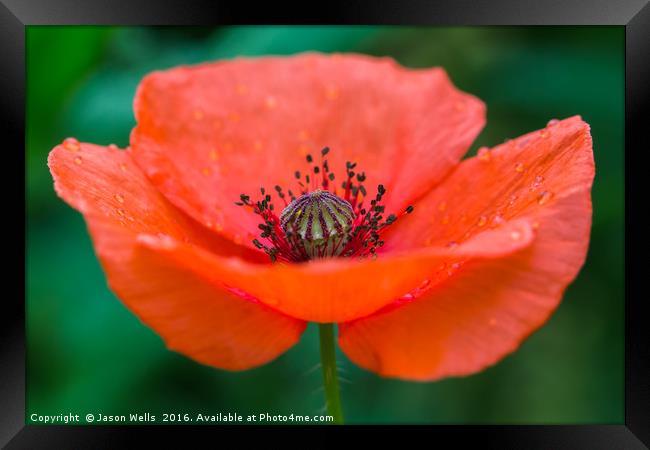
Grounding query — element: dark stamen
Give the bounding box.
[234,147,412,263]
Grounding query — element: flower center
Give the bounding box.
[235,147,413,263]
[280,190,355,259]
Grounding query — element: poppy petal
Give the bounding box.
[135,217,534,324]
[382,116,594,252]
[48,142,306,370]
[339,117,594,380]
[130,53,485,248]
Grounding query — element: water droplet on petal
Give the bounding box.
[119,163,128,172]
[114,194,124,203]
[73,156,83,165]
[265,96,277,109]
[477,215,487,227]
[63,137,80,152]
[108,143,118,150]
[447,262,462,276]
[492,214,505,226]
[446,240,458,248]
[477,147,491,162]
[325,85,339,100]
[515,162,525,173]
[540,129,549,138]
[547,118,560,127]
[537,191,553,205]
[529,175,544,191]
[510,230,522,240]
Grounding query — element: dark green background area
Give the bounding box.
[26,26,623,424]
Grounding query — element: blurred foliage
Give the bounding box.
[26,26,623,424]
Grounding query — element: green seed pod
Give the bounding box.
[280,190,355,258]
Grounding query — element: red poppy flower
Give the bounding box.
[48,53,593,381]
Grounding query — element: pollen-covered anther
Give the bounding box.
[280,190,355,259]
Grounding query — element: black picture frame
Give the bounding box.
[6,0,648,447]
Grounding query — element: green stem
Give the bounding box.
[318,323,344,424]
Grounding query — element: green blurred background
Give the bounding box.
[26,26,624,424]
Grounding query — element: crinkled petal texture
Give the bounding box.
[53,146,541,326]
[129,221,533,324]
[49,51,593,379]
[339,117,594,381]
[130,53,485,248]
[48,142,306,370]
